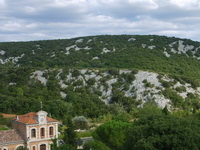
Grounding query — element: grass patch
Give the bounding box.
[77,131,93,138]
[0,126,9,130]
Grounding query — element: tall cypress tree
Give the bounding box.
[62,116,77,148]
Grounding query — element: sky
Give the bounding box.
[1,0,200,42]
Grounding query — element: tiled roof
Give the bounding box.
[13,112,58,125]
[0,130,24,145]
[15,112,37,124]
[46,117,58,122]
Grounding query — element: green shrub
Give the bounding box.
[87,78,96,86]
[175,86,186,93]
[161,80,173,88]
[108,69,119,76]
[83,140,111,150]
[162,88,184,107]
[72,69,81,77]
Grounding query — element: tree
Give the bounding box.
[83,140,111,150]
[112,111,132,122]
[135,105,163,119]
[51,138,59,150]
[93,120,131,150]
[63,117,77,148]
[72,116,89,130]
[51,138,76,150]
[124,114,200,150]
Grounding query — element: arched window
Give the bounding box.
[40,144,46,150]
[49,126,54,137]
[32,146,36,150]
[31,128,36,138]
[40,128,45,138]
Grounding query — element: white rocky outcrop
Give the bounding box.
[0,54,25,64]
[142,44,146,48]
[128,38,136,42]
[92,57,99,60]
[60,91,67,98]
[178,40,194,54]
[0,50,5,55]
[163,51,170,57]
[148,45,156,49]
[30,69,200,109]
[101,48,111,54]
[76,39,83,43]
[30,70,47,85]
[169,40,194,55]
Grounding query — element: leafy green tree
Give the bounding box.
[51,138,76,150]
[83,140,111,150]
[136,105,163,119]
[124,114,200,150]
[112,111,132,122]
[51,138,59,150]
[93,120,131,150]
[72,116,89,130]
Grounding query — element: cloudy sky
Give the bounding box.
[1,0,200,42]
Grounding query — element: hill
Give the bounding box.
[1,35,200,118]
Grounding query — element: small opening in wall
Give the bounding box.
[31,128,36,138]
[40,128,45,138]
[49,126,54,137]
[32,146,36,150]
[40,144,46,150]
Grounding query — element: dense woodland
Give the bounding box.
[91,106,200,150]
[1,35,200,117]
[1,35,200,149]
[1,35,200,81]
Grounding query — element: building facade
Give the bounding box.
[0,111,58,150]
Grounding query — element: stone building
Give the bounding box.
[0,111,58,150]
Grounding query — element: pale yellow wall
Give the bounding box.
[29,140,53,150]
[28,123,57,140]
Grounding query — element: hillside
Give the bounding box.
[1,35,200,78]
[1,35,200,118]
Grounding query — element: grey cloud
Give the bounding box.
[2,0,89,22]
[0,0,200,41]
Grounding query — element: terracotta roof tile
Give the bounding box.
[47,117,58,122]
[13,112,58,125]
[0,130,24,145]
[15,112,38,124]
